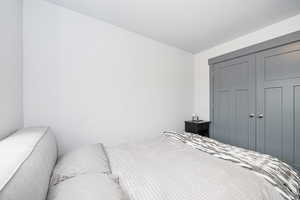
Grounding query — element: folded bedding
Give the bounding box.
[106,132,300,200]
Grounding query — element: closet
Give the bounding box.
[209,31,300,170]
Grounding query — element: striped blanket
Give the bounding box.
[164,131,300,200]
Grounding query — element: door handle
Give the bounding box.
[257,114,264,118]
[249,113,255,118]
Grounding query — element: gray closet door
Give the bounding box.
[213,55,256,150]
[256,41,300,169]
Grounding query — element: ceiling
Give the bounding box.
[46,0,300,53]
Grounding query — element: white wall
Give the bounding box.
[0,0,23,140]
[194,14,300,120]
[23,0,194,153]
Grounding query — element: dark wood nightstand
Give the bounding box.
[185,121,210,137]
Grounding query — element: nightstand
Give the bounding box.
[185,121,210,137]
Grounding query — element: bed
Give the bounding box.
[0,128,299,200]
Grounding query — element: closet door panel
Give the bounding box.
[256,41,300,168]
[234,89,250,148]
[213,55,255,149]
[295,85,300,169]
[264,50,300,81]
[264,87,283,159]
[214,90,232,144]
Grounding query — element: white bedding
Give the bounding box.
[47,174,127,200]
[47,144,127,200]
[107,135,284,200]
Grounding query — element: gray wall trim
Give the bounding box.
[208,31,300,65]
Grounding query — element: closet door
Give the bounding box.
[213,55,256,150]
[256,41,300,169]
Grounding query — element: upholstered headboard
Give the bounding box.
[0,127,58,200]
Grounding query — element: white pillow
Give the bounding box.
[50,144,111,186]
[47,174,127,200]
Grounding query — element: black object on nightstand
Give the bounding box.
[185,120,210,137]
